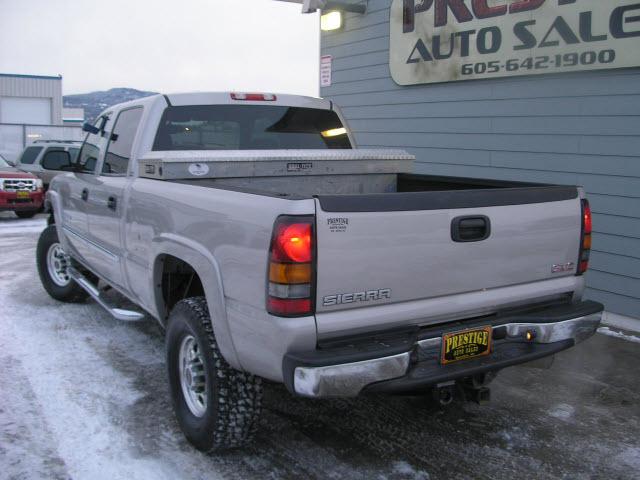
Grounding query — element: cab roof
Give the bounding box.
[105,92,332,114]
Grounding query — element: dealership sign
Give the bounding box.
[390,0,640,85]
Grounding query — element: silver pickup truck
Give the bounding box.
[37,92,603,452]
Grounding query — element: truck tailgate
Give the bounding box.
[314,187,582,336]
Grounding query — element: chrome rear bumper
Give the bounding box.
[288,304,603,398]
[294,353,410,397]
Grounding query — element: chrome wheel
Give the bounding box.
[46,243,71,287]
[179,335,208,417]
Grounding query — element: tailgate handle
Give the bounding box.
[451,216,490,242]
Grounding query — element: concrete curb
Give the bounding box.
[602,311,640,334]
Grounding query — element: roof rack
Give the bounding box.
[32,140,83,144]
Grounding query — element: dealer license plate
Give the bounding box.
[441,326,492,365]
[16,191,30,199]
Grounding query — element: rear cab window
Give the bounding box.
[19,146,43,164]
[152,105,351,151]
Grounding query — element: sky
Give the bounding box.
[0,0,319,96]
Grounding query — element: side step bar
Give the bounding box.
[69,267,145,322]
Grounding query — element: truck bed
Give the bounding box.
[142,148,581,341]
[146,148,574,203]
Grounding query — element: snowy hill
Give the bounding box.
[63,88,157,123]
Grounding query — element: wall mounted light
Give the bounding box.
[321,11,342,31]
[280,0,367,14]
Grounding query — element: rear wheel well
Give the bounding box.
[157,255,205,319]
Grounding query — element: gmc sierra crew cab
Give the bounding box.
[37,92,604,452]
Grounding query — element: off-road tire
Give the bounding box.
[16,210,38,219]
[166,297,263,452]
[36,225,89,303]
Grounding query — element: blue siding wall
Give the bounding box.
[321,0,640,318]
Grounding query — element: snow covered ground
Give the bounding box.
[1,212,639,480]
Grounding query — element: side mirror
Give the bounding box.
[42,150,73,171]
[82,122,100,134]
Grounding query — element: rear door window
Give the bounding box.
[102,107,144,175]
[76,114,114,173]
[19,146,43,164]
[153,105,351,151]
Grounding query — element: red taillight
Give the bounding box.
[273,223,312,263]
[230,93,277,101]
[266,297,312,316]
[583,200,592,235]
[578,199,592,275]
[267,216,315,317]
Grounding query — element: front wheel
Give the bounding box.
[166,297,263,452]
[36,225,89,303]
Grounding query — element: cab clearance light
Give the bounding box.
[321,127,347,138]
[267,216,315,317]
[230,93,277,101]
[321,11,342,31]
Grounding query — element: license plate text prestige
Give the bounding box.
[441,326,492,364]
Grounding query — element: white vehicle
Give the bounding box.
[38,92,603,452]
[16,140,82,188]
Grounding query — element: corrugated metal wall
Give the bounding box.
[0,74,63,125]
[321,0,640,318]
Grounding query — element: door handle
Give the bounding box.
[107,196,117,211]
[81,188,89,201]
[451,215,491,242]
